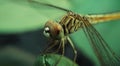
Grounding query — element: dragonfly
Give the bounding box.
[29,0,120,66]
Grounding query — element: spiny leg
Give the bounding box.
[44,40,62,54]
[67,36,77,65]
[53,41,62,53]
[54,39,65,66]
[42,40,64,66]
[42,40,58,54]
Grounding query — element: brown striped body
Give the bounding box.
[59,12,83,35]
[86,12,120,24]
[59,12,120,35]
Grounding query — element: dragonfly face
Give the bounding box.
[43,20,64,40]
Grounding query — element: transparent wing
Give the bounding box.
[28,0,71,20]
[81,16,120,66]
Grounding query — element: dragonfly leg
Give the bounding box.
[42,40,58,54]
[54,39,65,66]
[53,41,62,53]
[67,36,77,65]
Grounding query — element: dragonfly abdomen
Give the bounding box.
[59,13,82,35]
[86,12,120,24]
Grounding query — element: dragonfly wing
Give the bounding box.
[28,0,71,20]
[81,16,120,66]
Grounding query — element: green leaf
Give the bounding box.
[34,54,78,66]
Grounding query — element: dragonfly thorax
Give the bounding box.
[59,12,83,35]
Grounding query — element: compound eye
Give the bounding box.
[43,27,50,37]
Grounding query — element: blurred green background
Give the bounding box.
[0,0,120,66]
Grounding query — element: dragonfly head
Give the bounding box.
[43,20,64,40]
